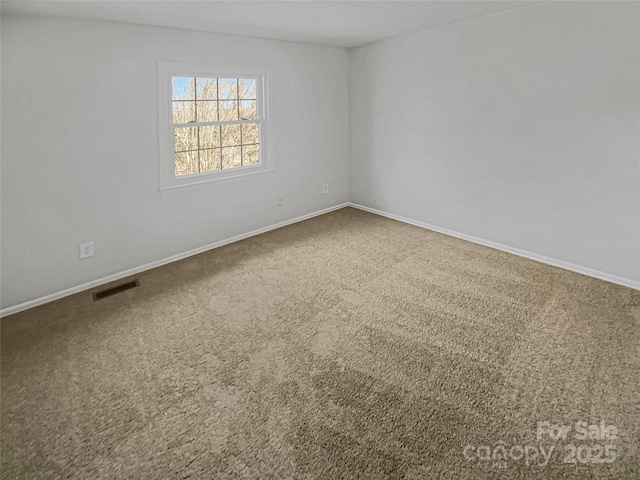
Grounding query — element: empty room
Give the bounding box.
[1,1,639,478]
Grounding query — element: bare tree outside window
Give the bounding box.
[172,76,260,176]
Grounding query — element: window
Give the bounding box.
[158,63,272,192]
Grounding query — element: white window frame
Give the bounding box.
[158,62,273,193]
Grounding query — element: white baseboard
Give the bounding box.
[348,203,640,291]
[0,203,349,318]
[3,201,637,317]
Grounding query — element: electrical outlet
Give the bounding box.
[277,196,285,206]
[322,184,329,194]
[80,242,94,259]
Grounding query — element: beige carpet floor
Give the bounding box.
[2,207,639,479]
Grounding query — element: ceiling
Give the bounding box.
[1,1,538,48]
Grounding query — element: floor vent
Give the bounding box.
[93,279,140,301]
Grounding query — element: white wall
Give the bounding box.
[350,2,640,284]
[3,3,639,311]
[1,16,349,309]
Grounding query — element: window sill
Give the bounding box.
[159,166,275,194]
